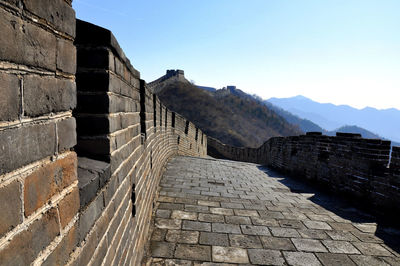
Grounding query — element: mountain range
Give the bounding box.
[267,95,400,143]
[150,73,301,148]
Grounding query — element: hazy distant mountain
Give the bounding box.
[263,101,324,133]
[268,95,400,143]
[326,125,380,139]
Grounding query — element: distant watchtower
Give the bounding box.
[166,69,185,79]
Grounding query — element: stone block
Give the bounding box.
[182,220,211,232]
[291,238,327,252]
[212,223,241,234]
[24,153,77,217]
[229,234,262,248]
[248,249,285,265]
[240,224,270,236]
[0,9,56,70]
[57,117,76,152]
[0,72,20,121]
[165,230,199,244]
[0,208,60,265]
[199,232,229,246]
[0,180,22,238]
[58,187,79,228]
[212,246,249,264]
[78,157,110,208]
[78,192,104,241]
[150,241,175,258]
[23,0,76,36]
[283,251,321,266]
[42,224,78,266]
[0,119,56,175]
[155,218,182,230]
[24,75,76,117]
[57,38,76,74]
[175,244,211,261]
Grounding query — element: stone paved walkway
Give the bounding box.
[144,156,400,265]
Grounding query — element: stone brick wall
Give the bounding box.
[0,7,206,266]
[68,20,207,265]
[208,133,400,218]
[0,0,78,265]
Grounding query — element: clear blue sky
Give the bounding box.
[73,0,400,110]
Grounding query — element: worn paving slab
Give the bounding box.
[144,156,400,265]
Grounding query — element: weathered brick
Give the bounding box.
[0,122,56,175]
[78,192,105,241]
[24,75,76,117]
[42,224,78,266]
[57,38,76,74]
[0,181,22,238]
[24,153,77,217]
[23,0,76,37]
[0,9,56,70]
[58,187,79,228]
[0,72,20,121]
[0,208,60,265]
[57,117,77,152]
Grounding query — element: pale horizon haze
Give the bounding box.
[73,0,400,110]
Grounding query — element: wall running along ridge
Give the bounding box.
[208,132,400,220]
[0,2,206,265]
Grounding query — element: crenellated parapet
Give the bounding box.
[0,6,206,265]
[208,132,400,220]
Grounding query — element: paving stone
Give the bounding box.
[316,253,356,266]
[307,214,334,222]
[175,197,198,205]
[155,218,182,230]
[171,210,198,220]
[225,216,251,225]
[210,208,233,216]
[240,225,271,236]
[297,229,329,239]
[351,231,383,243]
[229,234,262,248]
[185,204,210,213]
[303,220,332,230]
[328,222,358,232]
[199,232,229,246]
[283,251,322,266]
[159,203,184,211]
[352,242,392,256]
[278,219,306,229]
[269,227,300,238]
[260,236,296,251]
[326,230,358,241]
[221,202,244,209]
[353,223,377,233]
[349,255,391,266]
[291,238,327,252]
[258,210,284,219]
[150,241,175,258]
[183,221,211,232]
[381,256,400,265]
[233,209,259,217]
[198,200,220,207]
[166,230,199,244]
[212,246,249,264]
[251,217,279,226]
[198,213,225,223]
[248,249,285,265]
[175,244,211,261]
[322,240,360,254]
[212,223,241,234]
[282,212,308,220]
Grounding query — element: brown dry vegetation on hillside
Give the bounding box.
[157,81,302,148]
